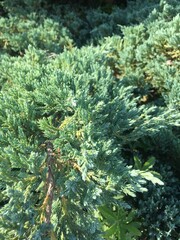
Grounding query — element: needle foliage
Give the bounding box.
[0,0,179,239]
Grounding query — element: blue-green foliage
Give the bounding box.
[97,0,180,168]
[136,163,180,240]
[0,0,179,239]
[0,13,73,53]
[0,44,173,239]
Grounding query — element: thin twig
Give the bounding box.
[44,141,55,224]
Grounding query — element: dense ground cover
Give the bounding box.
[0,0,179,239]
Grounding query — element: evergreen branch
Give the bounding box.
[41,141,55,227]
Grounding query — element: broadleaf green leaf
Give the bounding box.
[134,155,142,170]
[98,205,117,224]
[142,156,156,171]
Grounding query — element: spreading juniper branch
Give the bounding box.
[43,141,55,225]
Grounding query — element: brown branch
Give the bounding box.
[44,141,55,224]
